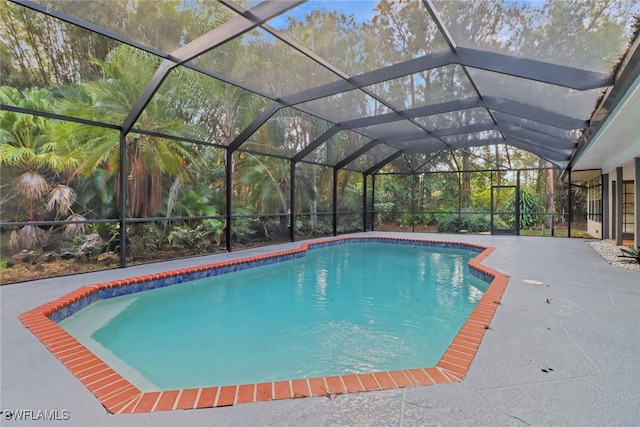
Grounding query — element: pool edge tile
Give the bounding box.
[236,384,255,404]
[216,385,238,407]
[388,370,413,388]
[194,387,218,409]
[357,373,380,391]
[255,382,273,402]
[291,379,310,398]
[308,377,329,398]
[341,374,365,393]
[324,376,346,395]
[153,390,180,412]
[175,388,199,410]
[131,392,161,414]
[373,371,397,389]
[273,381,292,400]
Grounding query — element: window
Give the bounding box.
[622,181,634,238]
[587,179,602,223]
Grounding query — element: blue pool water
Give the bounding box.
[59,241,488,390]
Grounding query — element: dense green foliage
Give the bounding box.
[505,188,544,229]
[435,213,487,233]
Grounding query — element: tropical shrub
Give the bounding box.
[435,213,460,233]
[374,201,395,225]
[435,212,491,233]
[505,188,543,229]
[1,86,84,252]
[618,245,640,265]
[463,214,491,233]
[167,219,222,253]
[88,223,120,252]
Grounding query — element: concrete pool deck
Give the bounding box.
[2,232,639,426]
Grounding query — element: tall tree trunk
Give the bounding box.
[310,166,318,231]
[461,151,471,208]
[302,123,318,231]
[536,157,545,193]
[545,163,555,228]
[165,178,182,219]
[494,145,501,210]
[162,177,182,246]
[338,170,351,208]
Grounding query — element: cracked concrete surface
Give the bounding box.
[2,233,639,426]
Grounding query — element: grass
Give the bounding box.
[519,228,592,238]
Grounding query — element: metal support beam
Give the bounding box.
[338,98,479,130]
[121,1,299,133]
[482,97,587,130]
[413,152,444,172]
[371,175,376,231]
[412,174,417,232]
[602,173,609,239]
[430,122,496,138]
[292,126,341,162]
[362,174,368,232]
[364,151,404,175]
[223,0,349,80]
[334,96,583,139]
[1,104,121,130]
[172,1,304,63]
[494,111,578,140]
[12,0,168,57]
[228,102,283,152]
[505,139,571,164]
[423,0,457,52]
[225,149,234,252]
[457,170,462,230]
[455,47,612,90]
[265,97,583,168]
[504,135,573,157]
[118,131,127,268]
[332,168,338,236]
[411,135,567,168]
[516,170,521,235]
[500,125,577,150]
[567,170,572,237]
[280,47,609,108]
[290,159,296,242]
[335,141,380,170]
[121,62,175,133]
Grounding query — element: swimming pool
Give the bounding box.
[59,241,488,390]
[19,236,509,414]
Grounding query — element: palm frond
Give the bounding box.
[16,171,49,200]
[47,184,77,215]
[63,213,87,239]
[15,225,46,250]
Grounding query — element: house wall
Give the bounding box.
[603,159,637,244]
[586,177,603,239]
[587,219,602,239]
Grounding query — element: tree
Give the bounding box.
[0,0,119,89]
[52,46,203,218]
[0,86,81,251]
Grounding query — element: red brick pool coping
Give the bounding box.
[18,236,509,414]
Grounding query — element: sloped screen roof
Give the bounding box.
[4,0,640,173]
